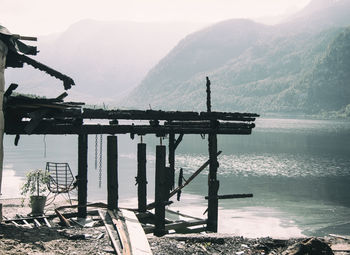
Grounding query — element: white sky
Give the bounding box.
[1,0,311,36]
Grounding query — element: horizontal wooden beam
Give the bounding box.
[5,122,253,135]
[204,194,253,200]
[82,109,258,121]
[165,121,255,129]
[12,34,38,41]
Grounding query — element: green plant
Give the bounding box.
[21,169,50,197]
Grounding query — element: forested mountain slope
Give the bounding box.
[123,0,350,115]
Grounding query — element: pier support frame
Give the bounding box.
[137,142,147,212]
[168,133,175,192]
[154,145,167,236]
[78,134,88,218]
[206,76,219,232]
[207,132,219,232]
[107,136,118,210]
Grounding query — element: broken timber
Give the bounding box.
[4,215,52,228]
[4,88,257,136]
[145,150,222,211]
[98,209,152,255]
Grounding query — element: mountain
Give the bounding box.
[282,0,350,32]
[291,0,336,18]
[299,27,350,112]
[123,0,350,115]
[4,19,207,104]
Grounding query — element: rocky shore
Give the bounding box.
[0,198,349,254]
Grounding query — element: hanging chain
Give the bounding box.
[98,134,103,188]
[94,134,98,170]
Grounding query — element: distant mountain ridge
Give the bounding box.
[123,0,350,115]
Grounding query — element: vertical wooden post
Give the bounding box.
[168,133,175,191]
[207,133,219,232]
[206,76,219,232]
[154,145,166,236]
[206,76,211,113]
[107,136,118,210]
[78,134,88,218]
[137,142,147,212]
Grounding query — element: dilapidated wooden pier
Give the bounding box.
[1,22,259,239]
[4,77,258,236]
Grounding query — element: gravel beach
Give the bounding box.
[0,198,349,254]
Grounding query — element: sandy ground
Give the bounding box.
[0,198,349,255]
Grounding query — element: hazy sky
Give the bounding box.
[1,0,310,36]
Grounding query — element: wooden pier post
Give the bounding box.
[168,133,175,192]
[206,76,219,232]
[154,145,166,236]
[107,136,118,210]
[207,133,219,232]
[137,142,147,212]
[78,134,88,218]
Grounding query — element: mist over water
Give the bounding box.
[2,117,350,237]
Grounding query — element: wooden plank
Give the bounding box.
[33,218,41,227]
[205,194,253,200]
[98,209,122,255]
[143,220,207,234]
[165,219,207,231]
[22,219,33,228]
[107,210,131,255]
[55,209,71,227]
[329,234,350,240]
[11,220,20,227]
[43,217,51,227]
[331,243,350,252]
[177,226,207,234]
[121,209,153,255]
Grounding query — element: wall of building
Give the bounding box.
[0,39,8,220]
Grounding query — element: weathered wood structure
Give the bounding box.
[0,25,75,220]
[3,77,258,234]
[1,25,259,235]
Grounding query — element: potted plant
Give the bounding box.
[21,169,50,215]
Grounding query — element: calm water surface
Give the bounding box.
[2,117,350,237]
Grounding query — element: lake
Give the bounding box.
[2,117,350,238]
